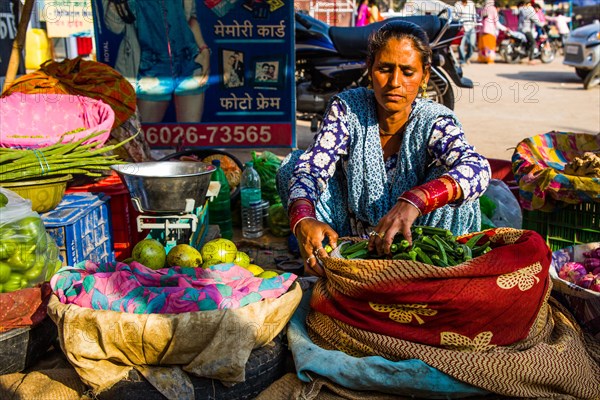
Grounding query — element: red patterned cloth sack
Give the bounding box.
[308,228,600,399]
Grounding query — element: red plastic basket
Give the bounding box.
[66,173,146,260]
[488,158,519,198]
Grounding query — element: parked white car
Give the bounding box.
[563,20,600,89]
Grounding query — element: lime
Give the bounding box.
[132,239,166,270]
[0,192,8,208]
[167,244,202,267]
[200,238,237,263]
[258,270,279,279]
[0,261,11,283]
[246,264,264,276]
[233,251,251,267]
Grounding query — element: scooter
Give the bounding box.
[295,8,473,131]
[499,30,556,64]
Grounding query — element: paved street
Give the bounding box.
[450,57,600,161]
[229,55,599,164]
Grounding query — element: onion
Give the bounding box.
[558,262,587,283]
[576,273,595,289]
[590,275,600,293]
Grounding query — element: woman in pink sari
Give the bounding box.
[355,0,370,27]
[478,0,507,63]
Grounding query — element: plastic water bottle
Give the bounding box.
[208,159,233,240]
[240,161,263,238]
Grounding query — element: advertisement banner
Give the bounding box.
[43,0,95,38]
[0,1,22,77]
[92,0,295,149]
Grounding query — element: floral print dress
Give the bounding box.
[278,88,491,236]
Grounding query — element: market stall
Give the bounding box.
[0,3,599,397]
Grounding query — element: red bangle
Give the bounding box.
[289,199,316,235]
[399,176,460,216]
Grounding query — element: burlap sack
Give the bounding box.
[47,282,302,395]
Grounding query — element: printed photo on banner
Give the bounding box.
[253,56,284,89]
[92,0,295,148]
[221,49,245,89]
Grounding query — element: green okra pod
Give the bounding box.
[413,247,434,265]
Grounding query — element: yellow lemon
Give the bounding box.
[246,264,264,276]
[202,258,223,269]
[233,251,251,267]
[258,270,279,279]
[200,238,237,263]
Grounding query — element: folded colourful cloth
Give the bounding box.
[512,131,600,211]
[51,261,296,313]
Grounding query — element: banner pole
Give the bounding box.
[2,0,36,94]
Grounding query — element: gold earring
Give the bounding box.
[421,82,428,98]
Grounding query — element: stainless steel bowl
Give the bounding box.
[111,161,215,213]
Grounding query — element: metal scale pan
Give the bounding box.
[111,161,215,245]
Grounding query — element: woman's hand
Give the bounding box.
[193,50,210,86]
[295,218,338,277]
[368,200,420,256]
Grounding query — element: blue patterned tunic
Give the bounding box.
[277,88,491,236]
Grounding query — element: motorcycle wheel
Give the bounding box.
[583,62,600,90]
[540,46,555,64]
[425,79,455,110]
[500,46,521,64]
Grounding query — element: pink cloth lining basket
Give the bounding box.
[0,93,114,148]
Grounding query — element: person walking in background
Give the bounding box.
[356,0,370,27]
[546,11,571,48]
[454,0,478,65]
[478,0,507,63]
[368,0,383,24]
[532,3,548,38]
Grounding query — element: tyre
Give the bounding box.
[540,45,555,63]
[583,62,600,90]
[575,67,590,81]
[500,45,521,64]
[97,334,289,400]
[425,77,455,110]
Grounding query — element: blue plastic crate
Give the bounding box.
[41,193,115,266]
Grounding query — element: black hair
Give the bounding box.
[366,20,432,73]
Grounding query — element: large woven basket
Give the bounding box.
[0,93,114,148]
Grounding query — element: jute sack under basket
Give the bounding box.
[47,282,302,395]
[308,228,600,399]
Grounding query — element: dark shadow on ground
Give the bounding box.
[497,71,582,84]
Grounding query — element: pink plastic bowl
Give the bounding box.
[0,93,114,148]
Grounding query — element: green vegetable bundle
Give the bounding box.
[0,130,135,182]
[338,226,492,267]
[251,151,281,205]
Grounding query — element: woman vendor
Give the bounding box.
[277,20,491,276]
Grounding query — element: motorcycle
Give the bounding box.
[295,8,473,131]
[498,30,556,64]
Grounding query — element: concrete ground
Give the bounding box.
[229,55,599,164]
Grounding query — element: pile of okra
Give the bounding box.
[338,226,492,267]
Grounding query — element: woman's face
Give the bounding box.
[371,37,429,116]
